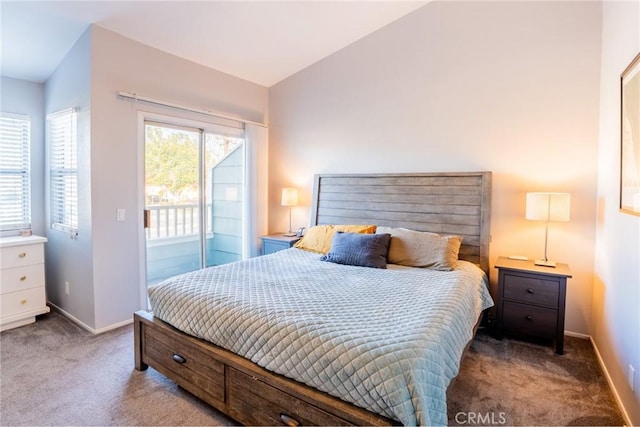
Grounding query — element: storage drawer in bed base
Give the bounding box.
[227,367,352,426]
[142,321,226,405]
[134,310,397,426]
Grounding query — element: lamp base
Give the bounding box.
[283,232,296,237]
[534,259,556,268]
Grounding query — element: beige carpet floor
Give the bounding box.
[447,328,624,426]
[1,311,233,426]
[0,311,624,426]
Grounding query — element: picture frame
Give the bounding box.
[620,52,640,216]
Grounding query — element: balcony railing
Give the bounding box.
[146,203,212,240]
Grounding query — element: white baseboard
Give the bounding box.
[565,330,590,339]
[47,302,133,335]
[590,337,633,426]
[94,318,133,334]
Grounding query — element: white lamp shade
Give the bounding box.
[526,192,571,222]
[281,188,298,207]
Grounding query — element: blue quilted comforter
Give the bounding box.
[148,248,494,426]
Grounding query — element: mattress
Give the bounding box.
[148,248,494,426]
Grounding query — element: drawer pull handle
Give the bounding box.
[526,288,534,294]
[20,276,27,281]
[279,413,300,427]
[21,299,27,305]
[18,252,26,258]
[526,315,533,321]
[172,354,186,364]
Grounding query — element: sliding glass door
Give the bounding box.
[144,120,244,285]
[204,133,244,267]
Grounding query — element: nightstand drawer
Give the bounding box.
[261,234,300,255]
[262,240,289,255]
[502,301,557,338]
[503,274,559,307]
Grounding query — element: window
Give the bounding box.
[0,113,31,233]
[47,108,78,234]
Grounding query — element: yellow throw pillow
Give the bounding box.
[294,224,377,254]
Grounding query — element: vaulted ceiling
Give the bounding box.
[1,1,427,86]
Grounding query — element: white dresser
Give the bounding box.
[1,235,50,331]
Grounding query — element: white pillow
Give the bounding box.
[376,227,462,271]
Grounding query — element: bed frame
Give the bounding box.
[134,171,492,426]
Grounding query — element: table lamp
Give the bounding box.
[281,188,298,236]
[526,192,570,267]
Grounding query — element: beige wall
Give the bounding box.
[44,28,96,327]
[594,1,640,423]
[43,25,269,331]
[269,1,602,335]
[90,26,268,330]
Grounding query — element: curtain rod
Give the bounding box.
[117,91,267,128]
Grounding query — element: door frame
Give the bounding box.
[137,110,246,309]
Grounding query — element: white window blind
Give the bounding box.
[0,113,31,232]
[47,108,78,234]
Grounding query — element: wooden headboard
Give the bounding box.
[311,172,492,275]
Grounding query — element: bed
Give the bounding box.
[134,171,493,426]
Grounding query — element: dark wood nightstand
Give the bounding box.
[495,256,572,354]
[261,234,301,255]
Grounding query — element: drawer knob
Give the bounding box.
[526,315,533,321]
[21,299,27,305]
[18,252,27,258]
[172,353,186,364]
[526,288,534,294]
[280,413,300,427]
[20,276,27,281]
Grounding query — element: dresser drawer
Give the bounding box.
[503,273,559,307]
[502,301,557,338]
[0,287,46,318]
[227,367,351,426]
[0,264,45,294]
[142,322,225,404]
[1,244,44,269]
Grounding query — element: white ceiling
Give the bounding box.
[0,1,427,87]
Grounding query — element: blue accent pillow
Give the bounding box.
[320,232,391,269]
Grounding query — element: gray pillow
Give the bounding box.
[320,232,391,269]
[376,227,462,271]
